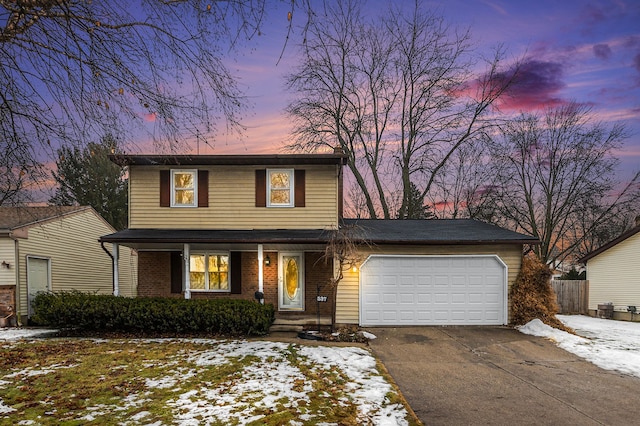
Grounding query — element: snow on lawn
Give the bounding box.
[518,315,640,379]
[0,328,58,341]
[0,328,410,425]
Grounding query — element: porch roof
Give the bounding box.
[100,228,333,248]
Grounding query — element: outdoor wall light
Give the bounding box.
[351,264,358,273]
[1,261,9,269]
[264,255,271,266]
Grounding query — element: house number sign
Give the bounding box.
[316,296,328,302]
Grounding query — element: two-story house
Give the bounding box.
[101,153,537,327]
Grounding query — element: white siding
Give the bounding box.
[336,244,523,324]
[129,165,339,230]
[16,209,137,318]
[587,233,640,312]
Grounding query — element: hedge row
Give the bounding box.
[31,291,275,336]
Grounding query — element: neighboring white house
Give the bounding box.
[0,206,136,325]
[581,225,640,321]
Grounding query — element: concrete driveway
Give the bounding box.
[367,326,640,425]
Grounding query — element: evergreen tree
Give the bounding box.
[397,182,435,219]
[50,135,127,230]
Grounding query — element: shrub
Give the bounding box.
[510,254,572,332]
[31,291,275,336]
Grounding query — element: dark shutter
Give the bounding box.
[294,169,305,207]
[198,170,208,207]
[255,169,266,207]
[230,251,242,294]
[170,252,182,294]
[160,170,170,207]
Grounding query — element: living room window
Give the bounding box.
[171,170,197,207]
[189,253,229,291]
[267,169,294,207]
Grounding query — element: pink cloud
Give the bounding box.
[143,112,157,122]
[491,59,567,112]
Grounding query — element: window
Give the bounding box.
[267,169,294,207]
[171,170,197,207]
[190,253,229,291]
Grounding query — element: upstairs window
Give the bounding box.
[160,170,208,208]
[267,169,294,207]
[255,169,305,208]
[171,170,197,207]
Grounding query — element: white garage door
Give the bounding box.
[360,255,507,326]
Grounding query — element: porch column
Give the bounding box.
[112,243,120,296]
[183,243,191,299]
[258,244,264,302]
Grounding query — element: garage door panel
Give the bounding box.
[360,255,506,326]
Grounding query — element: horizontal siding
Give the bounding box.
[587,233,640,312]
[336,244,523,325]
[16,210,136,318]
[129,165,339,229]
[0,239,16,286]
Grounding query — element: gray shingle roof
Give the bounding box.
[101,219,537,246]
[0,206,89,230]
[341,219,538,245]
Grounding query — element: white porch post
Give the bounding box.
[258,244,264,302]
[112,243,120,296]
[183,243,191,299]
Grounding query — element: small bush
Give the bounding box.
[510,255,572,332]
[31,291,275,336]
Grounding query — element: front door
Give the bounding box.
[278,252,304,311]
[27,256,50,317]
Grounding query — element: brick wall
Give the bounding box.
[137,252,178,298]
[137,250,334,317]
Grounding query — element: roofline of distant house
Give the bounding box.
[0,205,95,231]
[109,153,348,167]
[580,225,640,263]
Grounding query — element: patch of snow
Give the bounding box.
[130,410,150,421]
[300,346,408,425]
[0,399,16,414]
[361,331,377,340]
[518,315,640,379]
[0,328,58,341]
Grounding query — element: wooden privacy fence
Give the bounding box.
[552,280,589,314]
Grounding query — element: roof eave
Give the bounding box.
[109,154,347,167]
[580,225,640,263]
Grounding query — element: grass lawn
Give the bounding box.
[0,337,419,425]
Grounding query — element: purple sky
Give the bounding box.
[146,0,640,180]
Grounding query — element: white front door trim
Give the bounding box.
[278,252,305,311]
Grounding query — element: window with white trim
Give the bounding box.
[189,253,229,291]
[171,170,197,207]
[267,169,294,207]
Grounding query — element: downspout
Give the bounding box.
[10,231,21,325]
[100,241,117,296]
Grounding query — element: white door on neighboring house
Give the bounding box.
[27,256,50,317]
[278,252,304,311]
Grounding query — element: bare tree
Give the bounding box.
[487,102,640,265]
[426,140,498,219]
[1,0,300,202]
[321,223,368,331]
[285,0,515,218]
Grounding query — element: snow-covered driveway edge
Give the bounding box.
[518,315,640,379]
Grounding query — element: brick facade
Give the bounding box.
[136,250,334,317]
